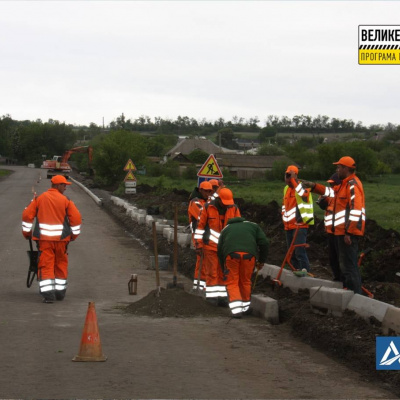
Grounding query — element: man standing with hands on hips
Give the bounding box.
[22,175,82,303]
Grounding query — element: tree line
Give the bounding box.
[105,113,395,136]
[1,113,400,187]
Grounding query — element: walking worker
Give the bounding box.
[194,188,241,304]
[217,217,269,318]
[302,156,365,294]
[316,173,342,282]
[188,181,214,291]
[282,165,314,272]
[22,175,82,303]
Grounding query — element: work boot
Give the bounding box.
[55,289,66,301]
[232,312,243,319]
[243,307,253,316]
[42,291,56,304]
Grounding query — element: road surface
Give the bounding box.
[0,166,395,398]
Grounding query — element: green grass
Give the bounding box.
[136,174,400,232]
[0,169,12,178]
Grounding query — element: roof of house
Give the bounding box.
[170,152,192,163]
[166,137,237,156]
[215,153,291,168]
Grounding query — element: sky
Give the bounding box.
[1,1,400,128]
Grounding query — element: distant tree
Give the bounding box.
[257,143,284,156]
[93,130,147,185]
[187,149,209,164]
[258,126,277,142]
[216,128,239,149]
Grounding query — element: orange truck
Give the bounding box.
[41,145,93,179]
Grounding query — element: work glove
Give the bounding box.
[300,180,316,190]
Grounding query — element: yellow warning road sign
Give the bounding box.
[124,171,137,181]
[197,154,223,178]
[123,159,137,171]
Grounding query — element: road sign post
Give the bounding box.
[197,154,223,187]
[124,159,137,195]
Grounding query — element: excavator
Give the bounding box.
[41,145,93,179]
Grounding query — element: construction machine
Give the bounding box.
[41,145,93,179]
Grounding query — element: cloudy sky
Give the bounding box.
[0,1,399,128]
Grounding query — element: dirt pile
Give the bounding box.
[124,288,229,318]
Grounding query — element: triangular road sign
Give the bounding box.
[124,159,137,171]
[197,154,223,178]
[124,171,137,182]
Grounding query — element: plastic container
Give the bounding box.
[150,255,170,271]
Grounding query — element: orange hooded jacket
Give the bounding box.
[313,174,365,236]
[22,188,82,241]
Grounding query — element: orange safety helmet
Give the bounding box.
[209,179,219,188]
[285,165,299,175]
[333,156,356,169]
[218,188,234,205]
[51,175,71,185]
[199,181,213,190]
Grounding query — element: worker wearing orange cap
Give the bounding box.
[22,175,82,303]
[194,188,241,305]
[282,165,314,272]
[302,156,365,294]
[188,181,214,291]
[316,173,342,282]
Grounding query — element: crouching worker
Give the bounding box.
[217,217,269,319]
[22,175,82,303]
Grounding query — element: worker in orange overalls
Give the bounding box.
[188,181,214,291]
[316,173,343,282]
[194,188,241,305]
[218,217,269,318]
[302,156,365,294]
[22,175,82,303]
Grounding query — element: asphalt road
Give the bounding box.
[0,166,395,399]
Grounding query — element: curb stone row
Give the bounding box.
[72,180,399,333]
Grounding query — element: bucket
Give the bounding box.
[150,255,170,271]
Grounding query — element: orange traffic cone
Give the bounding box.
[72,302,107,362]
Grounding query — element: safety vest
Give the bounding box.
[282,183,314,230]
[22,188,82,241]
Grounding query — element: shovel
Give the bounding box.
[26,238,38,288]
[167,205,184,290]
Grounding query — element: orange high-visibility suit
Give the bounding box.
[188,196,207,290]
[194,200,241,300]
[313,173,365,293]
[22,189,81,301]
